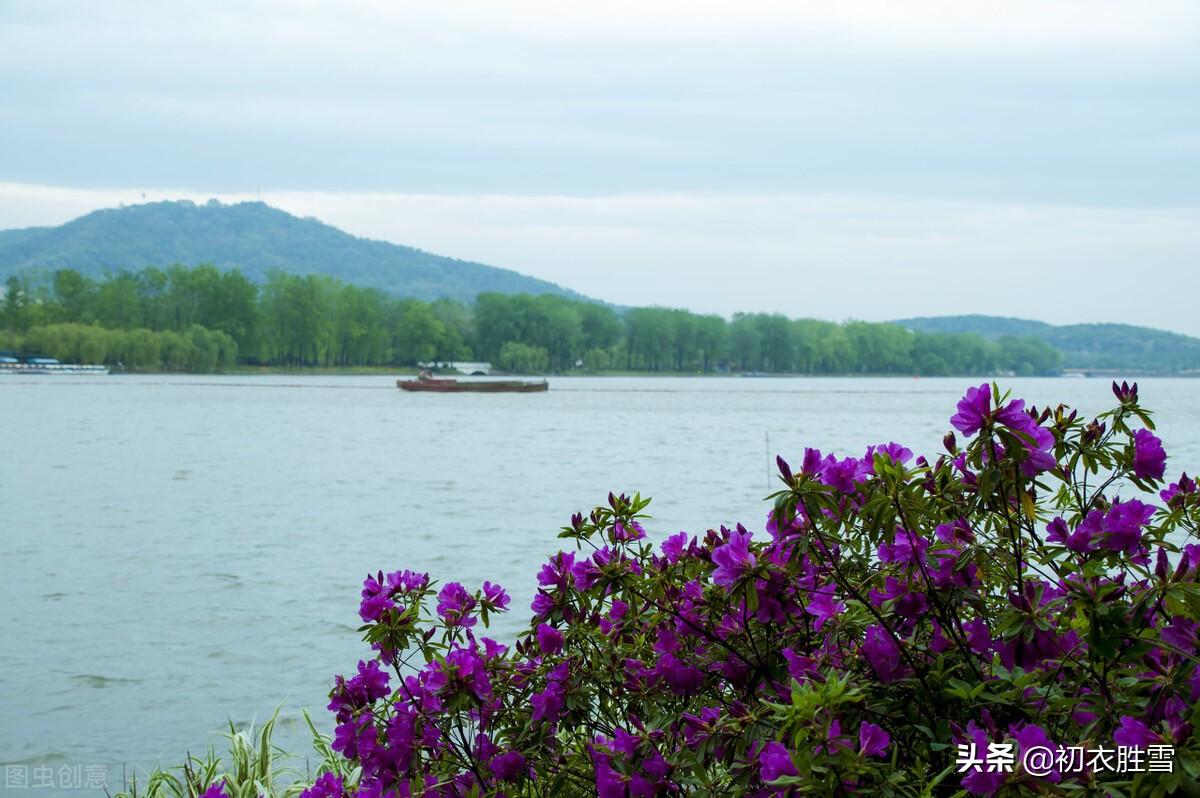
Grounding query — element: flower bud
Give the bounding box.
[1155,547,1170,581]
[776,455,793,483]
[1112,380,1139,404]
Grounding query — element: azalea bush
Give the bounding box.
[292,382,1198,797]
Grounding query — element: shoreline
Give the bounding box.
[88,368,1200,379]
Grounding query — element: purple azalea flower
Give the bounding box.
[681,707,722,747]
[766,508,808,543]
[436,582,478,627]
[953,452,978,486]
[960,723,1007,796]
[930,620,955,654]
[358,593,394,623]
[1012,724,1060,783]
[816,719,853,756]
[531,682,565,723]
[640,749,671,783]
[1160,473,1196,505]
[951,383,992,436]
[481,636,509,659]
[537,551,576,588]
[660,531,691,564]
[805,582,844,631]
[331,714,372,761]
[1045,517,1070,546]
[200,781,229,798]
[327,659,390,720]
[1114,716,1160,748]
[821,456,867,493]
[530,591,555,617]
[711,529,756,588]
[611,728,641,758]
[1048,511,1105,554]
[599,599,628,636]
[870,576,927,619]
[481,581,510,611]
[385,569,429,593]
[536,623,564,655]
[864,442,914,467]
[1133,429,1167,480]
[655,652,705,696]
[1100,499,1156,556]
[878,528,929,564]
[994,399,1056,475]
[858,722,890,757]
[572,553,602,590]
[963,618,991,655]
[936,519,975,544]
[800,447,827,477]
[950,385,1056,474]
[862,624,908,683]
[532,552,577,616]
[492,750,527,782]
[299,773,345,798]
[351,659,390,700]
[1185,545,1200,576]
[593,755,626,798]
[1164,697,1192,744]
[1162,616,1199,653]
[931,547,978,590]
[759,741,798,783]
[613,520,647,542]
[445,645,493,701]
[383,706,418,772]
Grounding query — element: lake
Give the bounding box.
[2,375,1197,790]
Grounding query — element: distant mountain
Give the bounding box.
[895,314,1200,373]
[0,200,591,304]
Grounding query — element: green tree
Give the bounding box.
[497,341,549,373]
[582,347,610,372]
[393,300,445,365]
[2,275,29,331]
[52,269,96,323]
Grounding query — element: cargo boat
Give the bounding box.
[397,373,547,393]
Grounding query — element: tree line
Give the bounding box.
[0,266,1062,375]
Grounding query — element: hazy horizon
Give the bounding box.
[2,1,1198,335]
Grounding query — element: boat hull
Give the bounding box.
[397,378,547,393]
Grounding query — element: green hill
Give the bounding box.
[895,315,1200,373]
[0,200,589,304]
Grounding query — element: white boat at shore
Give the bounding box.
[0,355,109,375]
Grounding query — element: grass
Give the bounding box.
[114,709,355,798]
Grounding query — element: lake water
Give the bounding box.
[2,375,1198,791]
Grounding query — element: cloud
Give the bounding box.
[2,182,1197,336]
[0,4,1195,334]
[1,1,1197,201]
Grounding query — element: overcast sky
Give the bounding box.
[1,1,1198,334]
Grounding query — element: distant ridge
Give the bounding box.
[895,314,1200,373]
[0,199,592,304]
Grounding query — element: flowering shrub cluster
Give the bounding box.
[303,383,1199,797]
